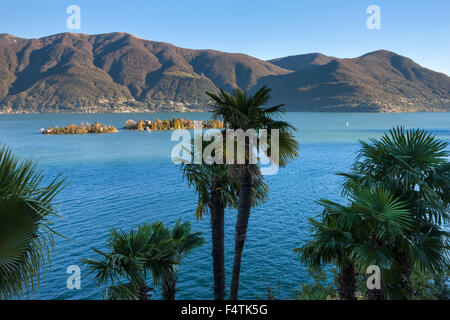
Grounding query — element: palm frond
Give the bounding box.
[0,145,66,299]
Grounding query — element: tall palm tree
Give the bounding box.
[162,219,205,300]
[0,145,65,299]
[180,138,268,299]
[206,85,299,299]
[339,127,449,298]
[82,222,180,300]
[181,161,233,300]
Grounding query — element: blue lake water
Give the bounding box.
[0,112,449,300]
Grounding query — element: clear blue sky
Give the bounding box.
[1,0,449,75]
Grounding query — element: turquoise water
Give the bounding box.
[0,112,449,300]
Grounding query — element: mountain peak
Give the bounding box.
[0,33,23,45]
[361,49,398,57]
[268,53,334,71]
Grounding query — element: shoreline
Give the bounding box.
[2,110,450,115]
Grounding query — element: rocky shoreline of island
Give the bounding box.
[41,122,118,135]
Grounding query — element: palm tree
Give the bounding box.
[339,127,449,298]
[295,210,357,300]
[206,85,299,299]
[181,161,233,300]
[162,219,205,300]
[296,186,412,300]
[0,145,66,299]
[180,138,268,299]
[336,186,412,300]
[82,222,180,300]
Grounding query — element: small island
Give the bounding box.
[42,122,118,135]
[123,118,224,131]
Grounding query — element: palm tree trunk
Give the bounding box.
[367,286,385,300]
[209,180,226,300]
[230,168,253,300]
[397,251,412,299]
[337,261,356,300]
[162,271,178,300]
[137,278,155,300]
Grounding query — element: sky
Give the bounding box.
[1,0,449,75]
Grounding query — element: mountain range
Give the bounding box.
[0,32,449,113]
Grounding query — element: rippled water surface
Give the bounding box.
[0,112,449,299]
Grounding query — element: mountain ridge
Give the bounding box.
[0,32,449,113]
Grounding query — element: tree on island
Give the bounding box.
[43,122,117,134]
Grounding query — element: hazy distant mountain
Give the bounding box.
[0,32,448,113]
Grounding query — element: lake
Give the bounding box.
[0,112,449,299]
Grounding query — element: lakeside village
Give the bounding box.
[41,118,224,134]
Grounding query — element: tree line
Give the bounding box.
[123,118,224,131]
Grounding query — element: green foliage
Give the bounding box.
[410,269,450,300]
[169,218,205,259]
[295,269,337,300]
[82,220,204,300]
[0,145,66,299]
[296,127,449,300]
[206,85,299,167]
[296,185,413,299]
[341,127,449,293]
[179,136,269,220]
[295,267,450,300]
[341,126,449,224]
